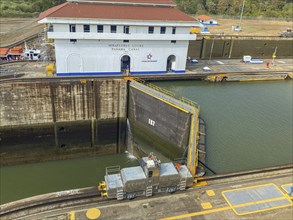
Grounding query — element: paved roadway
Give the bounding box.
[186,58,293,75]
[0,59,292,80]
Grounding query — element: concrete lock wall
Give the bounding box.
[0,78,194,165]
[128,85,191,159]
[188,38,293,59]
[0,79,127,165]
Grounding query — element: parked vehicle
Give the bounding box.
[243,55,252,63]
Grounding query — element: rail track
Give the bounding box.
[1,164,292,219]
[0,60,39,66]
[1,33,40,49]
[199,163,293,182]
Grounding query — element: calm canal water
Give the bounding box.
[1,80,292,204]
[154,80,293,173]
[0,153,138,204]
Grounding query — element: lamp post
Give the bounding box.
[272,46,277,66]
[208,38,215,64]
[239,0,246,31]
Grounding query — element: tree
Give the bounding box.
[206,0,218,14]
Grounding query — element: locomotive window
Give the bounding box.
[148,171,153,178]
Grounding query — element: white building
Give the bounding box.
[196,15,218,26]
[39,0,196,76]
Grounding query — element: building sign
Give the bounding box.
[108,44,143,51]
[142,53,157,63]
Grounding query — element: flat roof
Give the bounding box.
[160,162,178,176]
[121,166,146,181]
[39,2,196,22]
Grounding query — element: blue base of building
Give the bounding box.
[57,70,186,76]
[131,71,166,74]
[172,70,186,73]
[57,72,122,76]
[200,23,218,26]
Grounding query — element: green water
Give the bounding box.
[1,80,292,204]
[0,153,138,204]
[154,80,293,174]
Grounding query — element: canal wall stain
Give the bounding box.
[0,78,198,166]
[188,38,293,59]
[0,79,127,165]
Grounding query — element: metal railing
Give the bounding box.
[105,166,121,176]
[132,77,199,109]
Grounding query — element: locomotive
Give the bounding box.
[98,153,194,200]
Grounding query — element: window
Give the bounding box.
[148,26,154,34]
[123,40,129,43]
[124,26,130,34]
[69,24,76,32]
[111,25,117,33]
[160,27,166,34]
[148,171,153,178]
[48,24,54,32]
[84,25,90,33]
[172,27,176,34]
[171,40,176,44]
[97,25,103,33]
[70,39,77,43]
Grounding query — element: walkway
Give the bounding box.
[11,168,292,220]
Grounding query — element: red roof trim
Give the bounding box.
[71,0,176,6]
[39,2,196,22]
[0,48,9,57]
[38,2,68,20]
[196,15,213,21]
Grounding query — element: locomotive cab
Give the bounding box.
[140,153,161,187]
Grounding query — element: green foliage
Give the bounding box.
[0,0,291,18]
[0,0,66,17]
[174,0,293,18]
